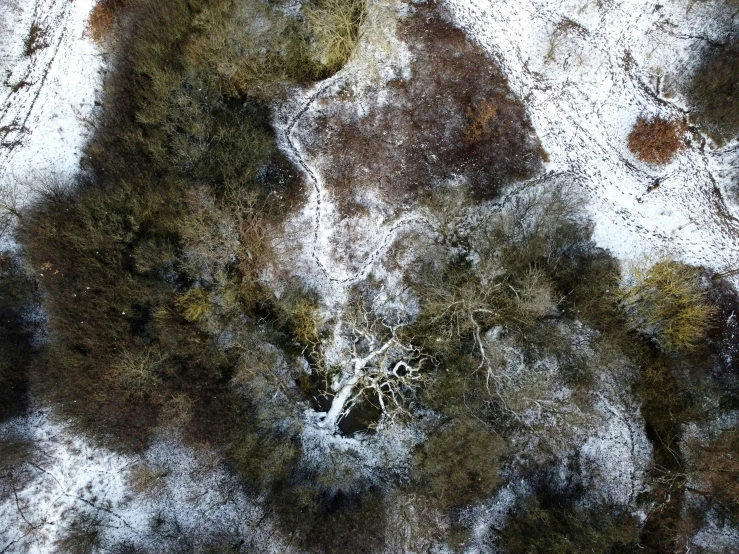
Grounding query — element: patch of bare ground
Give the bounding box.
[300,0,543,215]
[627,115,687,165]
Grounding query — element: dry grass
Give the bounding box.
[627,116,686,165]
[619,258,714,352]
[305,0,367,73]
[465,100,498,143]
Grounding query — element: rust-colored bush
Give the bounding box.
[627,116,686,165]
[88,0,125,44]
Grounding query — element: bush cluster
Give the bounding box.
[500,488,639,553]
[618,259,714,352]
[17,0,354,450]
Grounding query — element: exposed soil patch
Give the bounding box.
[297,0,543,215]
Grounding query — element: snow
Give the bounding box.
[0,410,290,553]
[579,393,651,506]
[691,518,739,553]
[460,482,528,554]
[446,0,739,277]
[300,409,424,491]
[0,0,102,203]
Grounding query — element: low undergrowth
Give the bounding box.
[0,252,38,422]
[500,484,640,553]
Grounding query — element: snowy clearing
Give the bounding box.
[446,0,739,276]
[0,0,102,204]
[0,410,289,554]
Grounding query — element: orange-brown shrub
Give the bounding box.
[627,116,686,165]
[465,100,498,143]
[87,0,126,44]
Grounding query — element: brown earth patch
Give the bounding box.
[298,0,543,214]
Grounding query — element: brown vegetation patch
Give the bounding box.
[298,0,543,213]
[88,0,126,44]
[627,116,686,165]
[24,22,46,56]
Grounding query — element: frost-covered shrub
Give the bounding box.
[618,259,714,352]
[305,0,367,73]
[627,116,686,164]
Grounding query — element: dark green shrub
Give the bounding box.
[413,419,505,510]
[688,35,739,143]
[500,494,639,554]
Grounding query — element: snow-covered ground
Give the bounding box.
[0,0,102,203]
[278,0,739,314]
[0,410,289,554]
[447,0,739,276]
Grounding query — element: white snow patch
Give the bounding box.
[579,394,652,506]
[460,482,530,554]
[299,409,424,490]
[691,516,739,552]
[0,0,102,200]
[0,410,291,553]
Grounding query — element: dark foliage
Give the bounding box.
[688,35,739,143]
[500,488,640,553]
[0,252,37,422]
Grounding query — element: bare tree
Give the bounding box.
[0,180,23,238]
[318,301,430,432]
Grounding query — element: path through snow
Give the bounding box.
[0,0,101,200]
